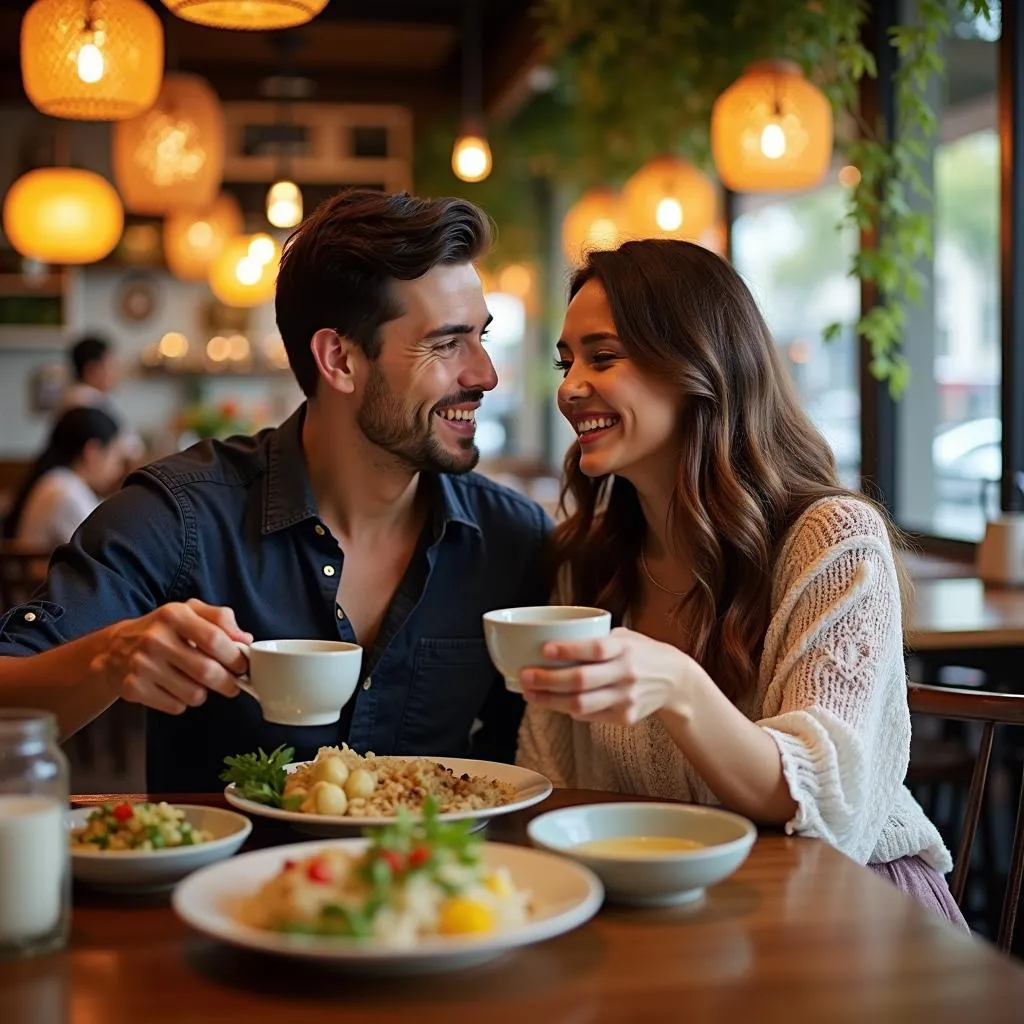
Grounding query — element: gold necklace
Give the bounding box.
[639,547,688,598]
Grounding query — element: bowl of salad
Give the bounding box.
[68,801,252,892]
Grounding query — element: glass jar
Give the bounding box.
[0,709,70,960]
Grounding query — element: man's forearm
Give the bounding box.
[0,628,122,739]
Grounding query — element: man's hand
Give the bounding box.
[98,599,252,716]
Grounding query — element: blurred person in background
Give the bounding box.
[3,407,124,550]
[56,333,143,462]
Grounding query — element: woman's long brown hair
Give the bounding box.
[552,239,907,705]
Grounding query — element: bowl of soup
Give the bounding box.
[527,802,757,907]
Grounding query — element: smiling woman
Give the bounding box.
[516,238,966,931]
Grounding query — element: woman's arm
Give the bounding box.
[523,501,908,855]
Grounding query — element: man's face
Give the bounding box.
[86,353,119,392]
[356,262,497,474]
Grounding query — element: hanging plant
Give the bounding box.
[416,0,993,396]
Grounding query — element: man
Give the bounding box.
[0,190,551,790]
[56,333,142,462]
[57,334,121,417]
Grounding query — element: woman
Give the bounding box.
[3,406,123,550]
[516,239,965,928]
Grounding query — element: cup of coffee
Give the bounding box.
[234,639,363,726]
[482,606,612,693]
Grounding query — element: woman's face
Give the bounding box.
[555,279,682,485]
[79,437,124,495]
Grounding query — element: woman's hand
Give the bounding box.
[519,627,695,727]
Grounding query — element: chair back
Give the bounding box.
[908,682,1024,953]
[0,541,50,612]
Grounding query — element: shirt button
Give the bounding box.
[336,606,344,620]
[323,565,336,577]
[315,524,325,536]
[23,612,36,623]
[362,677,372,691]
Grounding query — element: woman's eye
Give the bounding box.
[592,352,618,366]
[552,358,572,376]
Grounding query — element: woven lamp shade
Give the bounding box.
[160,0,328,30]
[209,233,281,308]
[562,188,627,267]
[711,60,833,192]
[21,0,163,121]
[163,193,244,281]
[3,167,123,264]
[113,73,224,215]
[622,157,717,242]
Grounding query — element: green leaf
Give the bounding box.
[219,745,295,807]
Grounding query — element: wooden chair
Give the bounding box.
[908,683,1024,953]
[0,542,50,612]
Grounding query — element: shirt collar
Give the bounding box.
[263,404,482,538]
[262,405,318,534]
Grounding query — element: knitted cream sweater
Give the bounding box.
[517,496,952,872]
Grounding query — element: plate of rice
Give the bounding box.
[172,800,602,973]
[221,744,552,837]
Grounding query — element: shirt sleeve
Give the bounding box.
[756,504,910,864]
[470,502,554,765]
[0,473,188,658]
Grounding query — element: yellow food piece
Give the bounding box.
[438,897,495,935]
[312,781,348,816]
[483,872,512,898]
[313,756,350,788]
[344,768,376,800]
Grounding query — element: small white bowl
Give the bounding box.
[527,802,756,907]
[68,804,252,893]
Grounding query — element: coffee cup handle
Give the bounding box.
[232,641,259,704]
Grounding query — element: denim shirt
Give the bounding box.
[0,406,552,791]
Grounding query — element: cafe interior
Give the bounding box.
[2,0,1024,1019]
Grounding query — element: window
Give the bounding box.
[897,2,999,540]
[732,180,861,488]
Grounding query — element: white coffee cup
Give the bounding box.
[234,639,363,727]
[482,606,612,693]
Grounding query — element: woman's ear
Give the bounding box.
[310,328,361,395]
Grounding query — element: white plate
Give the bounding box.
[69,804,252,892]
[172,837,603,974]
[223,757,553,837]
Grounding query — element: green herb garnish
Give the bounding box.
[219,745,295,807]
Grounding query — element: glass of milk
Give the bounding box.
[0,709,70,960]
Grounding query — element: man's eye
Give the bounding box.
[436,339,460,353]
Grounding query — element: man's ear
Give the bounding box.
[310,328,361,395]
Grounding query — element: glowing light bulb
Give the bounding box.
[451,135,492,183]
[187,220,213,248]
[76,41,105,84]
[655,197,683,232]
[235,256,262,286]
[247,234,275,265]
[760,122,787,160]
[266,180,302,229]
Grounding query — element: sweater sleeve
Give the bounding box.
[756,499,910,864]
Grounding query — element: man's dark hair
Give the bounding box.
[275,188,492,397]
[69,334,111,382]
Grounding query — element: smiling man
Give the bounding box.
[0,190,551,791]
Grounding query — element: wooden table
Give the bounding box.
[3,789,1024,1024]
[909,577,1024,652]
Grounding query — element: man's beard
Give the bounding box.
[357,361,480,475]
